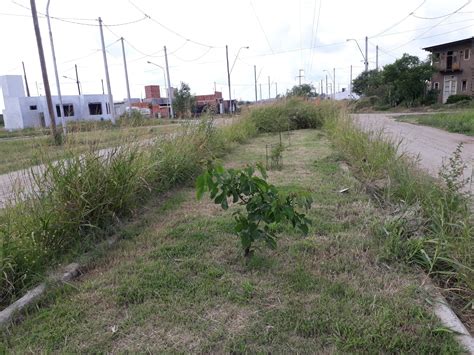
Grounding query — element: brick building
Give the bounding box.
[423,37,474,103]
[131,85,171,118]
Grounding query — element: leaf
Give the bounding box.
[195,173,207,200]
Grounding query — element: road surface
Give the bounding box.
[352,113,474,194]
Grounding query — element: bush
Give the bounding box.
[446,94,472,104]
[248,98,335,133]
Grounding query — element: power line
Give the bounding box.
[411,0,472,19]
[308,0,323,76]
[370,0,427,38]
[127,0,220,48]
[250,0,275,54]
[171,47,213,62]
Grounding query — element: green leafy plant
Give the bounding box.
[196,164,312,257]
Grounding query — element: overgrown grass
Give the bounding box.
[0,117,257,307]
[0,130,461,353]
[325,110,473,329]
[248,97,339,133]
[397,110,474,136]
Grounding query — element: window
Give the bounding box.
[29,105,37,110]
[433,82,440,90]
[55,104,75,117]
[88,102,102,115]
[462,80,467,92]
[433,53,440,62]
[465,48,471,60]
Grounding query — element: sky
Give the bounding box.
[0,0,473,110]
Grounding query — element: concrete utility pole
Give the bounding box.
[275,82,278,97]
[225,45,233,113]
[333,68,336,99]
[22,61,30,97]
[365,36,369,72]
[259,83,262,101]
[30,0,59,143]
[296,69,304,85]
[120,37,131,111]
[349,65,352,96]
[268,76,271,99]
[99,17,115,123]
[163,46,174,118]
[75,64,81,95]
[325,75,328,97]
[320,79,323,96]
[101,79,104,94]
[376,45,379,71]
[46,0,66,135]
[254,65,257,102]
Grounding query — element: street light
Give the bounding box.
[147,61,171,118]
[62,75,82,94]
[347,38,368,72]
[226,45,249,113]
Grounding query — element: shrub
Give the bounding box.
[248,98,331,133]
[446,94,472,104]
[196,164,312,256]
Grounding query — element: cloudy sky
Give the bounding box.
[0,0,473,110]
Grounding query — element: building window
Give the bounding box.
[462,80,467,91]
[465,48,471,60]
[55,104,75,117]
[29,105,37,110]
[433,53,440,62]
[433,82,440,90]
[88,102,102,115]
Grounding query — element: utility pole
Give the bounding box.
[325,75,328,97]
[75,64,81,95]
[46,0,66,135]
[259,83,262,101]
[275,82,278,97]
[22,61,31,97]
[268,76,271,99]
[30,0,59,143]
[296,69,304,85]
[333,68,336,99]
[320,79,323,96]
[164,46,174,118]
[254,65,257,102]
[120,37,131,111]
[349,65,352,96]
[365,36,369,72]
[225,45,232,114]
[101,79,104,94]
[99,17,115,123]
[376,45,379,71]
[214,81,216,93]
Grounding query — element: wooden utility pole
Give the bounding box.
[22,62,31,97]
[268,76,271,99]
[75,64,81,95]
[254,65,257,102]
[226,45,232,113]
[30,0,60,143]
[120,37,131,111]
[164,46,174,118]
[99,17,115,123]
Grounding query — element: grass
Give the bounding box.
[0,123,178,175]
[396,110,474,136]
[0,129,462,353]
[0,117,257,307]
[325,109,473,331]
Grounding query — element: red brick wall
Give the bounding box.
[145,85,161,99]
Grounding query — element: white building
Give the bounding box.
[0,75,114,130]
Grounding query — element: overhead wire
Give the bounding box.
[308,0,323,77]
[249,0,275,54]
[411,0,472,19]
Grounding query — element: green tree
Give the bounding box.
[173,82,196,118]
[352,69,385,97]
[286,84,318,98]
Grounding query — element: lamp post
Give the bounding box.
[347,38,368,72]
[147,61,170,118]
[226,45,249,113]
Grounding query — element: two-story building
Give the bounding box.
[423,37,473,103]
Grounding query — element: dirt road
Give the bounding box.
[352,113,474,194]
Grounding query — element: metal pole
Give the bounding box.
[99,17,115,123]
[75,64,81,95]
[120,37,131,111]
[163,46,174,118]
[365,36,368,72]
[226,45,232,114]
[376,45,379,71]
[30,0,59,142]
[22,62,31,97]
[268,76,271,99]
[46,0,66,135]
[254,65,257,102]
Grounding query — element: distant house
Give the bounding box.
[0,75,114,130]
[423,37,474,103]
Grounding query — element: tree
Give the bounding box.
[173,82,196,118]
[286,84,318,98]
[352,69,384,96]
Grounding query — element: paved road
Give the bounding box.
[351,113,474,194]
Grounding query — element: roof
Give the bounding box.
[422,37,474,52]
